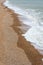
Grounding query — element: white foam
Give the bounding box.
[3,0,43,55]
[22,25,43,55]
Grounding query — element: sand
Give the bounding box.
[0,0,43,65]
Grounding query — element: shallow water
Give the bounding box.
[3,0,43,55]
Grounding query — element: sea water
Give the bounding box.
[3,0,43,55]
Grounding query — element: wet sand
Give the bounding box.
[0,0,43,65]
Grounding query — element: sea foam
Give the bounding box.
[3,0,43,55]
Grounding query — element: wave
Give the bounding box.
[3,0,43,55]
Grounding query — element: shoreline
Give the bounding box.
[3,2,43,65]
[9,10,43,65]
[0,0,43,65]
[3,0,43,54]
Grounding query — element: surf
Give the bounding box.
[3,0,43,55]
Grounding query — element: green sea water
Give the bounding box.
[8,0,43,9]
